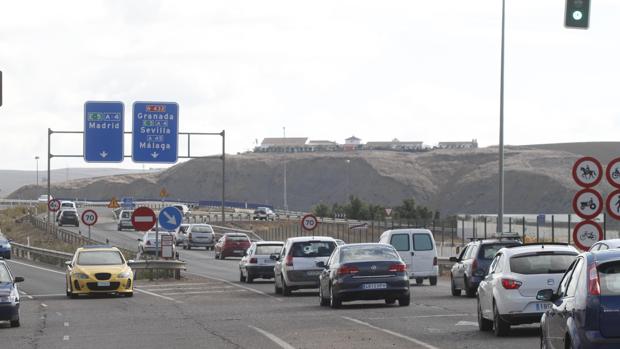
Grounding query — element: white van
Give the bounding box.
[379,229,439,286]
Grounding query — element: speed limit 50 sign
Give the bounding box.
[301,214,318,231]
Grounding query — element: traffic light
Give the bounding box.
[565,0,590,29]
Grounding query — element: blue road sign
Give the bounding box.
[159,206,183,231]
[84,101,124,162]
[121,197,135,209]
[132,101,178,163]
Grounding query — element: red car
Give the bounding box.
[215,233,251,260]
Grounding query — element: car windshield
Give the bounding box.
[255,244,283,255]
[479,243,520,260]
[0,265,11,283]
[77,251,124,265]
[227,235,249,241]
[509,252,576,275]
[341,245,400,262]
[192,226,213,233]
[61,203,74,207]
[291,241,335,258]
[121,211,132,218]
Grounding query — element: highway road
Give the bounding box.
[4,208,541,348]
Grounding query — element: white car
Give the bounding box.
[589,238,620,251]
[239,241,284,283]
[379,229,439,285]
[37,194,53,202]
[477,244,578,336]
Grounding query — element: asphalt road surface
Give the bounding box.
[5,208,541,349]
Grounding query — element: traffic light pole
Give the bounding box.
[498,0,506,233]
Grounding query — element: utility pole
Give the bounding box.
[35,156,39,186]
[283,126,288,212]
[498,0,506,233]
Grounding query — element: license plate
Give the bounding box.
[97,282,110,287]
[535,302,552,311]
[363,283,387,290]
[263,259,273,264]
[234,250,243,253]
[307,270,321,276]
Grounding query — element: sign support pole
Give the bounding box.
[88,225,91,241]
[47,128,51,232]
[156,218,159,259]
[221,130,226,223]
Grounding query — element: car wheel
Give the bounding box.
[329,286,341,309]
[429,276,437,286]
[10,318,20,328]
[221,255,225,260]
[415,278,423,285]
[118,226,122,231]
[385,298,396,305]
[465,277,477,298]
[281,276,291,296]
[451,275,462,296]
[493,301,510,337]
[183,244,187,250]
[477,297,492,331]
[187,245,191,250]
[239,270,246,283]
[398,295,410,306]
[319,286,329,306]
[125,292,133,298]
[246,275,254,283]
[274,277,282,295]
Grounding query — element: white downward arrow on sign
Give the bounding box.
[163,211,177,226]
[151,152,159,158]
[100,151,108,158]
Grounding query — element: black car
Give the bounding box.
[0,260,24,327]
[450,236,521,297]
[58,210,79,227]
[318,243,410,308]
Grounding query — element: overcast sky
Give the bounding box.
[1,0,619,171]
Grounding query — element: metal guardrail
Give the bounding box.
[11,242,73,267]
[128,259,186,280]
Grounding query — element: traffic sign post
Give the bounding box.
[84,101,124,162]
[159,206,183,231]
[606,158,620,188]
[572,188,603,220]
[573,220,602,251]
[132,102,179,163]
[572,157,603,188]
[301,214,318,235]
[606,189,620,220]
[81,209,98,240]
[161,234,174,259]
[48,199,61,212]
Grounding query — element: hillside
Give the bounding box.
[8,146,602,215]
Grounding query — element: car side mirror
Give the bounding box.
[536,289,554,302]
[270,253,280,261]
[316,261,325,268]
[243,250,248,256]
[449,257,458,262]
[65,261,72,267]
[127,260,135,264]
[137,238,142,241]
[14,277,24,283]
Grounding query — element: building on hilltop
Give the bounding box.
[307,140,339,152]
[255,137,309,153]
[343,136,362,151]
[365,139,424,152]
[437,139,478,149]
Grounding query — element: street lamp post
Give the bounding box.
[35,156,39,186]
[498,0,506,233]
[283,127,288,212]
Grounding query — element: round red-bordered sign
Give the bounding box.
[47,199,61,212]
[81,209,98,226]
[572,188,603,220]
[131,206,157,232]
[606,157,620,189]
[573,220,603,251]
[606,189,620,220]
[301,214,318,231]
[572,157,603,188]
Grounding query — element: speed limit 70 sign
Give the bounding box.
[301,214,318,231]
[81,209,98,226]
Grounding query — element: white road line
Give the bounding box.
[41,303,48,308]
[142,286,233,292]
[186,272,282,301]
[25,294,66,298]
[133,288,182,303]
[366,313,473,320]
[342,316,441,349]
[64,322,69,327]
[161,289,246,296]
[63,335,70,341]
[248,325,296,349]
[56,312,62,317]
[137,282,214,288]
[455,321,478,327]
[5,259,65,275]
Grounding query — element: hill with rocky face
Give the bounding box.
[8,147,603,215]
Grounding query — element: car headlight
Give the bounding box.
[117,271,132,278]
[73,273,90,280]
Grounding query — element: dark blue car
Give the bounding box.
[0,260,24,327]
[538,249,620,348]
[0,238,12,259]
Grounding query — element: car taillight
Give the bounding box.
[472,258,478,272]
[249,257,257,264]
[338,265,360,276]
[388,263,407,272]
[433,257,438,266]
[501,278,522,290]
[285,254,294,267]
[588,263,601,296]
[188,233,192,240]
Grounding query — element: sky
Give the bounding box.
[0,0,619,171]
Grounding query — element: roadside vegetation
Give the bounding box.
[312,196,438,221]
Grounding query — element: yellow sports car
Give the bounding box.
[65,246,134,298]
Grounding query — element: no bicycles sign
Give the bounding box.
[573,220,602,251]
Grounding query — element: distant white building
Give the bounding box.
[437,139,478,149]
[307,140,339,152]
[255,137,310,153]
[344,136,362,151]
[365,139,424,151]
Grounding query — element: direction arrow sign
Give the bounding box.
[572,188,603,220]
[48,199,61,212]
[132,102,178,163]
[573,220,602,251]
[572,157,603,188]
[301,214,318,231]
[606,189,620,220]
[84,101,124,162]
[159,206,183,231]
[131,206,157,232]
[81,209,98,226]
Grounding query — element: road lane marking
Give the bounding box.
[137,282,214,288]
[133,288,182,303]
[142,286,233,292]
[342,316,441,349]
[64,322,69,327]
[186,272,282,301]
[41,303,48,308]
[63,335,70,341]
[455,321,478,326]
[248,325,296,349]
[6,259,65,275]
[366,313,473,320]
[25,294,66,298]
[56,312,62,316]
[161,290,246,296]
